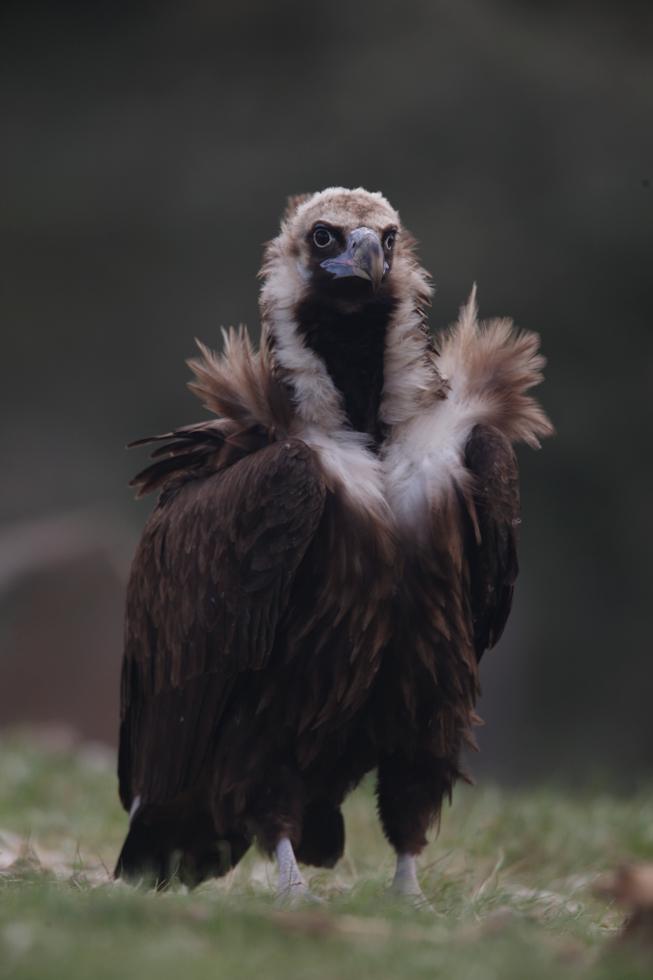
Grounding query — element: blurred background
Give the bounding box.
[1,0,651,784]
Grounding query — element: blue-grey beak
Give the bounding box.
[320,227,387,292]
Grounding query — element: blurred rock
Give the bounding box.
[596,865,653,950]
[0,510,130,745]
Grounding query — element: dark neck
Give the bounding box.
[295,294,397,446]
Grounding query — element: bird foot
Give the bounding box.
[388,881,434,912]
[275,837,322,906]
[276,878,308,905]
[275,880,323,907]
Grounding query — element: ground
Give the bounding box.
[1,732,652,980]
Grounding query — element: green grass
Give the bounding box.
[1,732,652,979]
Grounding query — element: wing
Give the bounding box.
[463,424,521,661]
[127,419,270,498]
[118,437,326,810]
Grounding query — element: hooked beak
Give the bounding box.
[320,227,387,292]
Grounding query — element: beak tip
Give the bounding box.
[320,228,386,291]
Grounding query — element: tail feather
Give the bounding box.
[114,808,250,889]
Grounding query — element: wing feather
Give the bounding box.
[463,424,520,660]
[118,438,326,809]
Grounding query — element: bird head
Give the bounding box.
[260,187,429,316]
[281,188,400,302]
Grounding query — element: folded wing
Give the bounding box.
[118,438,326,810]
[463,423,521,660]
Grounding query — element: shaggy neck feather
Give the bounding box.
[294,293,397,446]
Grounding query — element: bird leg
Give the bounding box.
[275,837,309,903]
[390,853,431,908]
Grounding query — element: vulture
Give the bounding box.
[115,187,552,902]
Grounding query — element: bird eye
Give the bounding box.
[313,226,334,248]
[384,231,396,251]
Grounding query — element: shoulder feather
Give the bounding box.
[437,286,554,448]
[128,328,294,499]
[187,327,293,434]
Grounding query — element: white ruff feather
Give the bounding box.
[191,285,551,530]
[201,185,551,528]
[384,287,553,530]
[260,256,346,431]
[297,425,390,520]
[283,285,552,530]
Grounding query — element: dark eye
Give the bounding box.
[384,231,396,251]
[313,226,334,248]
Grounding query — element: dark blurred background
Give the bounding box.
[1,1,651,783]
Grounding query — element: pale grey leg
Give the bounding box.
[128,795,141,823]
[275,837,308,903]
[391,853,431,907]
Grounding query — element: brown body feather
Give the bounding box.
[116,188,552,888]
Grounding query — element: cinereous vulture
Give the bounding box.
[115,187,552,902]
